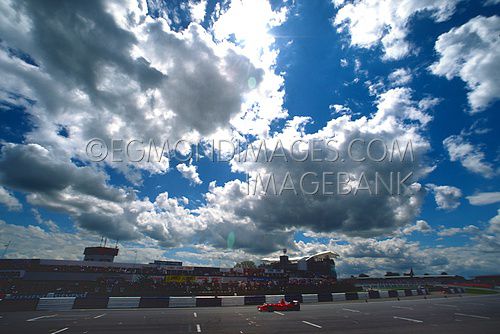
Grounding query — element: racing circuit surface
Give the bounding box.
[1,294,499,334]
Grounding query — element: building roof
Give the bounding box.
[261,251,339,263]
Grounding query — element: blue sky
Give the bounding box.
[0,0,499,278]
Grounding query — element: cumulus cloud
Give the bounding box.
[400,220,433,235]
[388,68,412,86]
[426,183,462,210]
[467,192,500,206]
[443,134,496,178]
[333,0,460,60]
[0,186,22,211]
[176,161,202,185]
[430,15,500,112]
[437,225,479,237]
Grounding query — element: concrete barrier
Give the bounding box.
[332,293,346,301]
[368,290,380,299]
[108,297,140,309]
[397,290,406,297]
[0,299,39,311]
[169,297,196,308]
[73,297,109,309]
[244,295,265,305]
[265,295,284,304]
[302,294,318,303]
[196,297,221,307]
[139,297,169,308]
[411,289,418,296]
[37,297,75,311]
[379,290,390,298]
[221,296,244,307]
[404,289,413,297]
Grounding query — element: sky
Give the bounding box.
[0,0,499,278]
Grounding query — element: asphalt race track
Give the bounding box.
[1,294,499,333]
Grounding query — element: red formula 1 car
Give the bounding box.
[257,299,301,312]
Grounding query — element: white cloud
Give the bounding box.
[400,220,433,235]
[443,134,496,178]
[188,0,207,23]
[176,161,202,185]
[437,225,479,237]
[426,183,462,210]
[467,192,500,206]
[333,0,460,60]
[430,15,500,112]
[388,68,412,86]
[0,186,22,211]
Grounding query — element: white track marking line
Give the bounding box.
[93,313,106,319]
[393,316,423,323]
[196,324,201,332]
[274,311,285,316]
[194,312,197,318]
[50,328,69,334]
[434,303,458,308]
[26,314,57,322]
[454,313,490,320]
[302,321,322,328]
[392,306,414,310]
[342,308,360,313]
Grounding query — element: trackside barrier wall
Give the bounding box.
[108,297,140,309]
[221,296,244,307]
[379,290,390,298]
[73,296,109,309]
[404,289,413,297]
[196,297,221,307]
[37,297,75,311]
[317,293,333,302]
[397,290,406,297]
[388,290,399,298]
[357,292,369,300]
[138,297,170,308]
[169,297,196,308]
[302,294,318,303]
[368,290,380,299]
[0,299,39,311]
[244,295,266,305]
[345,292,359,300]
[411,290,418,296]
[265,295,284,304]
[285,294,303,303]
[332,293,346,301]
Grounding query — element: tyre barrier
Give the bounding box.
[138,297,170,308]
[317,292,333,302]
[107,297,141,309]
[285,294,303,303]
[388,290,399,298]
[73,296,109,309]
[196,297,221,307]
[37,297,75,311]
[0,288,436,311]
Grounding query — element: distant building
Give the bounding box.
[261,251,340,279]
